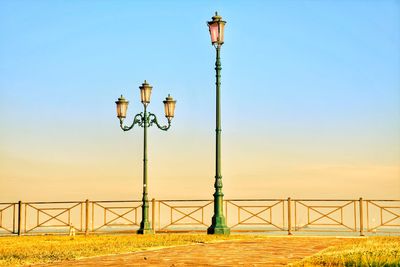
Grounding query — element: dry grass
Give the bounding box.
[293,236,400,267]
[0,234,244,266]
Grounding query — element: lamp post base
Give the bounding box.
[137,228,154,235]
[207,216,230,235]
[207,226,230,235]
[137,221,154,234]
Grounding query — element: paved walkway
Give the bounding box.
[39,237,355,266]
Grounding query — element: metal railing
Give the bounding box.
[1,198,399,236]
[293,199,358,233]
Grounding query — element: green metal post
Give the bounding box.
[117,81,174,234]
[138,105,153,234]
[208,45,230,235]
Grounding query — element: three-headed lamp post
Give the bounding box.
[207,12,230,235]
[115,80,176,234]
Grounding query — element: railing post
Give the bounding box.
[287,197,292,235]
[152,198,156,232]
[359,197,364,236]
[13,203,16,234]
[85,199,89,235]
[17,201,22,236]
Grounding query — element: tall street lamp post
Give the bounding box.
[115,80,176,234]
[207,12,230,235]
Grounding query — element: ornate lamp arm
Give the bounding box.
[148,112,171,131]
[120,113,144,131]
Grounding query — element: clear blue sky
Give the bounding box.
[0,0,399,201]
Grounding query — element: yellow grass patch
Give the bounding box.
[0,234,242,266]
[293,236,400,267]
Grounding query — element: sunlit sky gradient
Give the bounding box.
[0,0,399,202]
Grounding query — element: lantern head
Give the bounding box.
[163,94,176,121]
[139,80,152,105]
[207,12,226,46]
[115,95,129,119]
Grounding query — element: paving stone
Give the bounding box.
[36,237,356,266]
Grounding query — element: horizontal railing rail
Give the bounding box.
[0,198,398,236]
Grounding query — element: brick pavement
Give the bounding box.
[37,236,356,266]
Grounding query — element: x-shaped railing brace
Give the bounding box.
[227,201,284,230]
[25,203,81,233]
[0,204,14,233]
[367,201,400,231]
[296,201,355,231]
[92,202,141,232]
[159,201,213,230]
